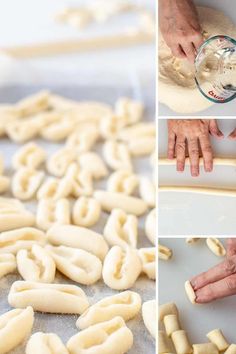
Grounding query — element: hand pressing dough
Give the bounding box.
[76,290,141,329]
[16,244,56,283]
[46,245,102,285]
[0,253,16,278]
[0,306,34,354]
[0,227,46,254]
[26,332,69,354]
[142,300,156,339]
[159,7,236,113]
[8,281,89,314]
[67,316,133,354]
[103,208,138,249]
[102,246,142,290]
[47,224,109,260]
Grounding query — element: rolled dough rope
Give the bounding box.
[159,186,236,198]
[159,157,236,167]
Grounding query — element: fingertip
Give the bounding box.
[177,162,185,172]
[191,168,199,177]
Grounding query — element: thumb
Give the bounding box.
[209,120,224,139]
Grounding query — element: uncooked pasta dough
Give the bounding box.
[159,7,236,113]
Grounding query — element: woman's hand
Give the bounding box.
[159,0,204,63]
[167,119,224,177]
[190,239,236,303]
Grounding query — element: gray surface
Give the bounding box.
[0,84,155,354]
[159,118,236,235]
[159,237,236,347]
[158,0,236,117]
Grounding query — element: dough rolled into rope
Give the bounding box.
[159,157,236,167]
[159,186,236,197]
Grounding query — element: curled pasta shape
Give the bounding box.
[138,247,156,280]
[26,332,69,354]
[0,175,10,194]
[12,168,44,200]
[67,316,133,354]
[47,147,76,177]
[6,118,43,143]
[66,127,99,152]
[12,142,46,170]
[0,306,34,354]
[0,253,16,279]
[0,105,18,136]
[206,238,226,257]
[145,208,156,245]
[0,227,46,254]
[8,281,89,314]
[36,198,71,231]
[76,290,141,330]
[16,244,56,283]
[72,197,101,227]
[46,245,102,285]
[142,300,156,339]
[40,116,75,142]
[78,152,108,179]
[94,190,148,216]
[115,97,144,124]
[47,224,108,261]
[139,176,156,207]
[158,244,172,261]
[103,140,132,171]
[16,90,50,117]
[37,177,72,200]
[186,238,200,244]
[107,170,139,195]
[102,246,142,290]
[66,163,93,197]
[0,198,35,232]
[103,208,138,248]
[100,114,126,140]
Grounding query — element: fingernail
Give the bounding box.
[205,165,213,172]
[177,163,184,172]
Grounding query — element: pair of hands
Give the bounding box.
[159,0,203,63]
[192,239,236,303]
[168,120,236,177]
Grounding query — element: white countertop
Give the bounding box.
[159,237,236,348]
[159,118,236,235]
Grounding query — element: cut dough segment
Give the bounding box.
[47,224,108,260]
[103,208,138,248]
[100,114,126,140]
[206,238,226,257]
[77,290,141,329]
[206,329,229,351]
[159,330,171,353]
[6,118,43,143]
[192,343,219,354]
[139,176,155,207]
[138,247,156,280]
[37,177,72,200]
[128,136,155,156]
[159,302,179,322]
[8,281,89,314]
[12,142,46,170]
[66,127,99,152]
[158,244,172,260]
[142,300,156,339]
[94,190,148,216]
[16,90,50,117]
[67,316,133,354]
[102,246,142,290]
[40,117,75,142]
[185,281,196,304]
[171,330,192,354]
[0,253,16,278]
[16,244,56,283]
[163,314,181,337]
[115,97,144,124]
[46,245,102,285]
[0,227,46,254]
[72,197,101,227]
[145,208,156,245]
[0,175,10,194]
[26,332,69,354]
[0,306,34,354]
[225,344,236,354]
[47,147,76,177]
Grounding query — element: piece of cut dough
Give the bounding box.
[185,280,196,304]
[142,300,156,339]
[26,332,69,354]
[0,253,16,279]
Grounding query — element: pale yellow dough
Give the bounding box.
[159,7,236,113]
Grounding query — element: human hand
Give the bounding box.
[167,119,224,177]
[228,128,236,140]
[190,239,236,303]
[159,0,204,63]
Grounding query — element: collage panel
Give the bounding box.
[158,237,236,354]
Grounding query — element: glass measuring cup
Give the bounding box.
[195,35,236,103]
